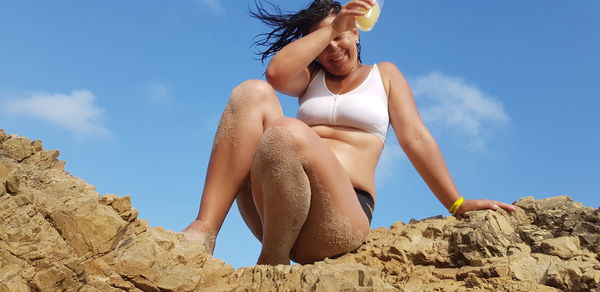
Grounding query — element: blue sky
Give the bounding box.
[1,0,598,268]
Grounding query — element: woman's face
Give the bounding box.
[310,15,360,76]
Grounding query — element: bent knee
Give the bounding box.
[230,79,277,105]
[266,118,316,150]
[252,126,311,175]
[255,126,298,161]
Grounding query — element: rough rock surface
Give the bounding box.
[0,128,599,292]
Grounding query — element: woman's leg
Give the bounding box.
[250,117,371,265]
[236,179,262,241]
[250,125,311,265]
[183,80,283,253]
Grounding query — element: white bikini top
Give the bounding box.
[297,64,389,143]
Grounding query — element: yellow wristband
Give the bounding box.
[452,199,465,216]
[448,197,464,215]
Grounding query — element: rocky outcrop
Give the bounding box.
[0,128,599,291]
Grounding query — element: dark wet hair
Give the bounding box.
[250,0,362,64]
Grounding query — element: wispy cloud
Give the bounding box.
[2,89,111,137]
[197,0,225,14]
[146,83,172,105]
[412,72,509,152]
[376,72,508,187]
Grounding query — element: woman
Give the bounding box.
[182,0,516,266]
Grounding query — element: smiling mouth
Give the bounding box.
[330,51,347,64]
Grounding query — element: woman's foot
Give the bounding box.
[182,219,216,255]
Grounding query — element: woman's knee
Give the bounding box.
[254,125,299,166]
[251,126,311,199]
[265,117,316,151]
[230,79,278,108]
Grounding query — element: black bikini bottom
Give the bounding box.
[354,188,374,224]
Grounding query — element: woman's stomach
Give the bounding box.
[309,124,384,199]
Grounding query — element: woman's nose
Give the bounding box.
[326,42,339,52]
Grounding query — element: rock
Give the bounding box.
[22,149,64,170]
[5,176,19,194]
[99,194,138,222]
[541,236,582,259]
[1,137,34,162]
[49,199,128,256]
[0,128,599,291]
[0,165,8,196]
[0,165,9,179]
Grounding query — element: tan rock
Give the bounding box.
[5,176,19,194]
[541,236,581,259]
[49,199,128,256]
[1,137,34,162]
[0,165,9,179]
[22,148,62,170]
[1,129,599,291]
[30,262,79,291]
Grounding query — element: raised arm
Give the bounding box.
[264,25,333,97]
[265,0,374,96]
[380,62,516,215]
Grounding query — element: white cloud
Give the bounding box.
[146,83,172,105]
[198,0,225,14]
[3,89,111,136]
[375,72,508,187]
[412,72,509,152]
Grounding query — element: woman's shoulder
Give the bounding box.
[374,61,403,75]
[374,61,408,81]
[373,62,409,97]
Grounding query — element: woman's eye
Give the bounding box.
[334,35,341,41]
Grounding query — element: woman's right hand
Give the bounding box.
[181,219,216,255]
[331,0,375,33]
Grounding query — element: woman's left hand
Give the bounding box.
[455,198,517,215]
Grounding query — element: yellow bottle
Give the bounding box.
[356,1,382,32]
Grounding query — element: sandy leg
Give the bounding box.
[251,127,311,265]
[183,80,283,246]
[247,117,370,265]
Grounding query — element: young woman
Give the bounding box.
[182,0,516,266]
